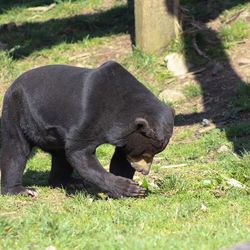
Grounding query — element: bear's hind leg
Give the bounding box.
[0,128,35,196]
[49,152,87,190]
[110,147,135,179]
[49,152,73,188]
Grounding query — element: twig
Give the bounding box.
[28,3,56,12]
[179,6,190,13]
[225,9,246,25]
[191,21,206,31]
[69,53,89,61]
[239,63,250,69]
[160,163,188,169]
[179,67,207,79]
[192,37,210,61]
[165,79,176,85]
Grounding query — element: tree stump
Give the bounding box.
[134,0,180,53]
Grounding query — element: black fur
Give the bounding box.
[0,61,174,198]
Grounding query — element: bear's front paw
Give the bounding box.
[108,176,146,198]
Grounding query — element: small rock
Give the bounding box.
[159,89,185,103]
[45,246,56,250]
[217,145,229,153]
[226,178,245,189]
[224,242,250,250]
[201,203,208,211]
[201,119,211,127]
[116,234,125,241]
[164,53,191,76]
[212,62,224,76]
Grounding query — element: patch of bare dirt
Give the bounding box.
[71,34,132,67]
[230,38,250,83]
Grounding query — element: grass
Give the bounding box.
[183,83,203,98]
[232,84,250,112]
[122,47,173,94]
[221,20,249,48]
[0,0,250,249]
[0,127,249,250]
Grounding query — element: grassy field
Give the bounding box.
[0,0,250,249]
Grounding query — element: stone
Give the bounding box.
[217,145,229,153]
[224,242,250,250]
[201,119,211,127]
[201,203,208,211]
[226,178,245,189]
[164,53,190,76]
[45,246,56,250]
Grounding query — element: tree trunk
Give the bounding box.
[134,0,180,53]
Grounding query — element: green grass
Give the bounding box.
[122,48,173,95]
[221,20,249,48]
[183,83,203,98]
[0,0,250,249]
[0,127,249,250]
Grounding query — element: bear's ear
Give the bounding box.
[135,118,154,137]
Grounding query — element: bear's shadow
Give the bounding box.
[23,169,103,199]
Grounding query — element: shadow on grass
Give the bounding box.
[23,169,49,186]
[0,3,132,58]
[23,169,102,198]
[0,0,73,14]
[165,0,250,154]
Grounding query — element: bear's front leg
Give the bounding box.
[65,149,146,198]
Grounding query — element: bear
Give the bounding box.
[0,61,174,198]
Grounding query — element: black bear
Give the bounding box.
[0,61,174,198]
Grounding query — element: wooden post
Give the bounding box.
[134,0,179,53]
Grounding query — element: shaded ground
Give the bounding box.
[163,0,250,155]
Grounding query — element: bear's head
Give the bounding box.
[123,108,175,175]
